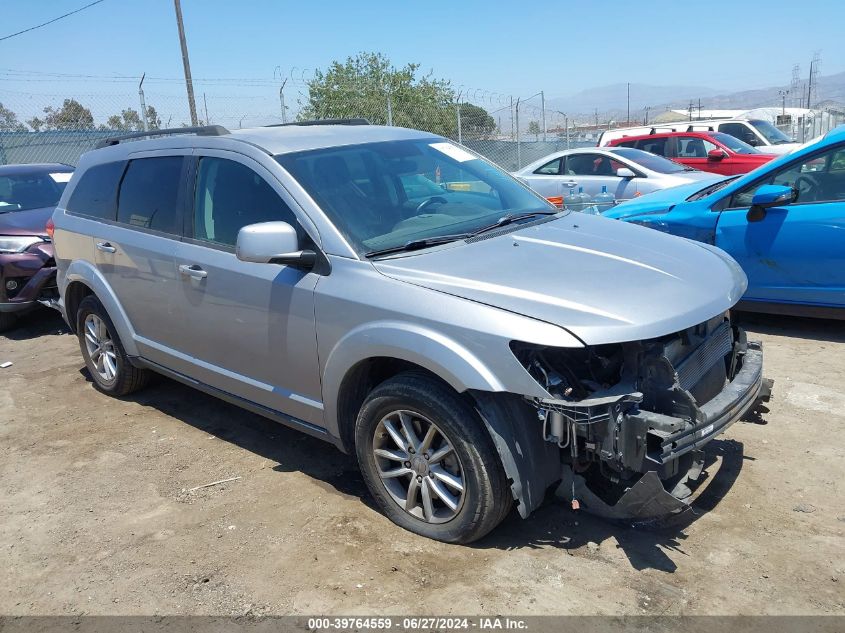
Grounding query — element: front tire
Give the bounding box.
[355,372,512,544]
[76,295,150,396]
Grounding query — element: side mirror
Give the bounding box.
[746,184,794,222]
[707,149,727,161]
[236,221,316,269]
[616,167,636,179]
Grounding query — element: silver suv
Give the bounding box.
[53,122,767,543]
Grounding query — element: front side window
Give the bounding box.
[277,139,551,254]
[193,157,298,247]
[564,154,622,176]
[676,136,719,158]
[66,162,123,220]
[710,132,759,155]
[533,157,562,175]
[718,123,759,147]
[728,144,845,208]
[117,157,184,234]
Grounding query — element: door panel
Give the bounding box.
[716,144,845,306]
[168,152,323,425]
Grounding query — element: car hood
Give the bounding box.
[603,179,728,219]
[764,143,801,155]
[373,215,746,346]
[0,205,54,237]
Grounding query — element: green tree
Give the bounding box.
[103,108,144,131]
[27,99,95,131]
[0,102,26,132]
[145,105,161,130]
[298,52,456,137]
[527,120,541,141]
[458,102,496,140]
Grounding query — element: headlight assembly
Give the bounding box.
[0,235,43,254]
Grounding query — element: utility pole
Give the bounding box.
[203,92,209,124]
[173,0,198,126]
[778,89,789,116]
[279,78,288,123]
[807,60,814,111]
[698,98,701,120]
[594,108,598,128]
[515,98,521,169]
[626,82,630,125]
[541,90,546,142]
[688,100,694,121]
[644,105,650,125]
[509,95,514,141]
[138,73,148,132]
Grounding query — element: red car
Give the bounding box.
[607,131,777,176]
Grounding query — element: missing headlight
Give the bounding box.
[510,341,625,400]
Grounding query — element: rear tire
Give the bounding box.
[0,312,17,334]
[76,295,150,396]
[355,371,512,544]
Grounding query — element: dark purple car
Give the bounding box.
[0,163,73,332]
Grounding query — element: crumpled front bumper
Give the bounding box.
[546,340,770,521]
[0,247,57,314]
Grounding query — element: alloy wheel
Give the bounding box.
[83,314,118,382]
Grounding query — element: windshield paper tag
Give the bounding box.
[50,172,72,183]
[429,142,476,163]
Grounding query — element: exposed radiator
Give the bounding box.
[675,321,733,391]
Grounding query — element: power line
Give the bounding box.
[0,0,108,42]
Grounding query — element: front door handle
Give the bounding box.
[96,241,116,254]
[564,180,578,188]
[178,264,208,280]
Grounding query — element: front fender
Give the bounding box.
[61,259,139,357]
[321,320,516,438]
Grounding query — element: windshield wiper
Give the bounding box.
[469,210,557,237]
[364,233,472,258]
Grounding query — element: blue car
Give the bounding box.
[605,125,845,317]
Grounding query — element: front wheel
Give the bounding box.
[355,372,512,544]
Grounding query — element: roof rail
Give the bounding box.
[95,125,230,149]
[265,118,371,128]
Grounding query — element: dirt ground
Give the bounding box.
[0,308,843,617]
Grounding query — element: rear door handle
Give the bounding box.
[178,264,208,280]
[96,241,116,253]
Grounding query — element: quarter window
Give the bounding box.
[193,157,298,247]
[66,161,125,220]
[117,157,184,234]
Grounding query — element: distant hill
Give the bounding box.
[542,71,845,119]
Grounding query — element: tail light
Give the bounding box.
[45,218,55,240]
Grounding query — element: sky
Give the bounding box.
[1,0,844,127]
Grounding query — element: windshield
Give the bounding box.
[607,147,690,173]
[685,175,741,201]
[710,132,760,155]
[0,170,70,213]
[749,120,794,145]
[277,139,555,255]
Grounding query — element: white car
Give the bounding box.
[514,147,720,205]
[597,119,801,155]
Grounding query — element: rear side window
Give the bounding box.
[636,138,667,156]
[193,157,298,247]
[66,161,125,220]
[117,157,184,234]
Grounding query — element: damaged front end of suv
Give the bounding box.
[512,312,770,521]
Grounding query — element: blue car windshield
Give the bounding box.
[686,175,741,201]
[277,139,555,254]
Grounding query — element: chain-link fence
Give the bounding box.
[0,87,599,171]
[2,86,843,170]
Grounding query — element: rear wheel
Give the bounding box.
[0,312,17,334]
[355,372,512,543]
[76,295,150,396]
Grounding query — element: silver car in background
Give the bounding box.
[52,123,767,544]
[514,147,720,205]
